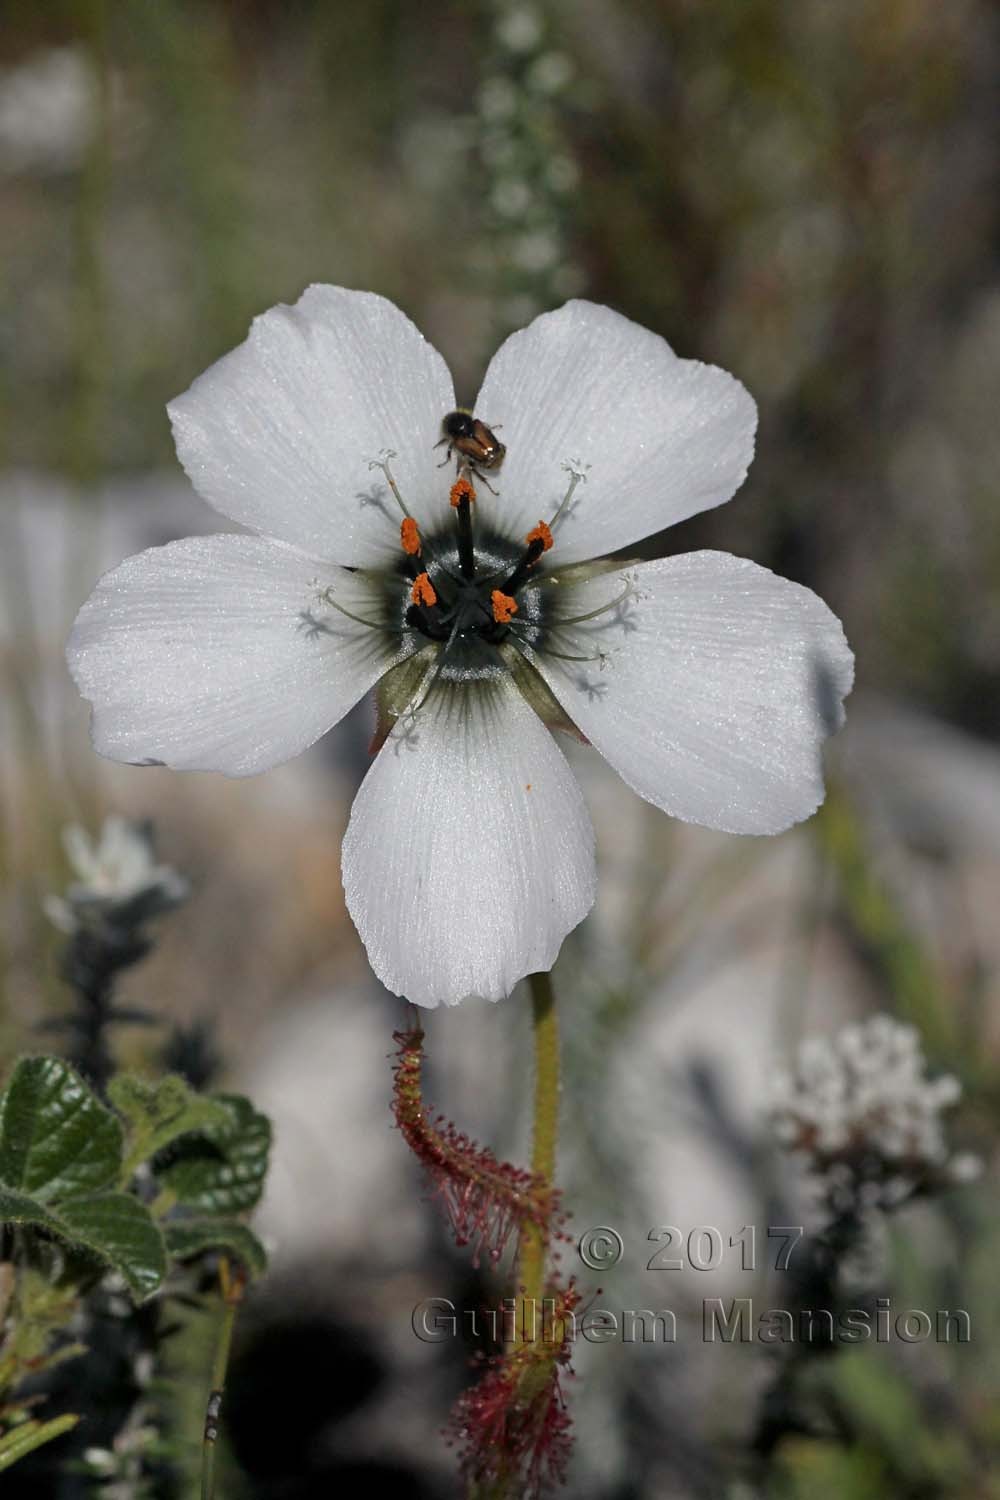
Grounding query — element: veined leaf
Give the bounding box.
[0,1058,122,1203]
[58,1193,167,1302]
[165,1218,268,1278]
[108,1073,230,1180]
[0,1185,166,1302]
[157,1094,271,1215]
[0,1186,62,1234]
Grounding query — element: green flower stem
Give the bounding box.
[518,971,559,1322]
[480,974,561,1499]
[201,1257,245,1500]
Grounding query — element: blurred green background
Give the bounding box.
[2,1,999,1497]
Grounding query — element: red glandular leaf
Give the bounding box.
[391,1029,556,1268]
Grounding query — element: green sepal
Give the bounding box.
[501,645,588,743]
[370,646,436,752]
[543,557,629,586]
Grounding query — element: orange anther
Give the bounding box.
[450,476,476,508]
[400,517,421,556]
[525,520,554,552]
[411,572,437,607]
[491,590,518,624]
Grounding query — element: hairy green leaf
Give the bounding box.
[0,1185,62,1233]
[164,1218,268,1278]
[56,1193,167,1302]
[0,1058,122,1202]
[108,1073,230,1180]
[157,1094,271,1215]
[0,1184,166,1302]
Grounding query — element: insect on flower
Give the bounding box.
[436,408,506,492]
[67,286,854,1008]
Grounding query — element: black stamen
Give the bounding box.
[406,600,452,643]
[499,536,545,596]
[455,494,476,580]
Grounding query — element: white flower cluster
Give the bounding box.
[44,815,188,935]
[770,1015,978,1208]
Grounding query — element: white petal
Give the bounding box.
[67,533,400,775]
[533,551,854,835]
[472,299,756,563]
[168,286,456,567]
[342,676,596,1006]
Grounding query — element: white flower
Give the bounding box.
[67,288,853,1007]
[44,815,188,933]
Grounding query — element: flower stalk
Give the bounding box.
[393,985,576,1495]
[517,970,559,1323]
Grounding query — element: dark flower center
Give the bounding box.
[398,524,548,673]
